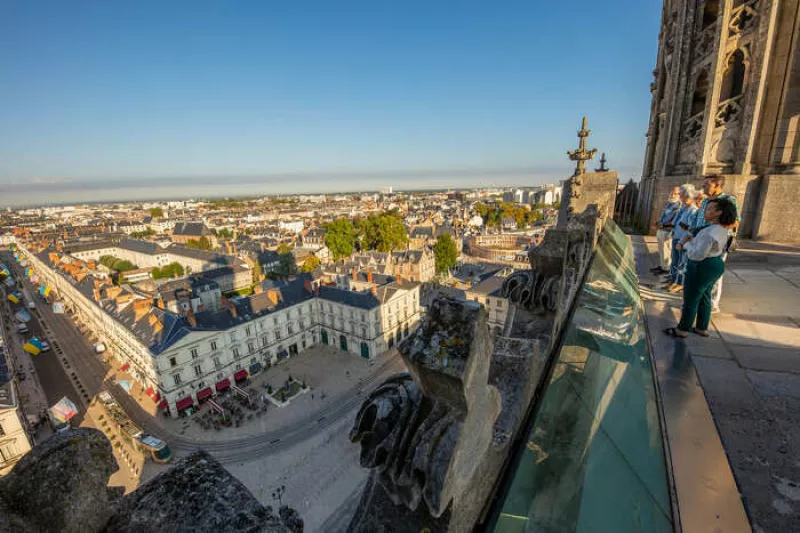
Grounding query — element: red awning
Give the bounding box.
[197,387,213,401]
[120,363,130,372]
[145,386,154,397]
[234,369,248,382]
[158,399,169,410]
[215,378,231,392]
[176,397,194,411]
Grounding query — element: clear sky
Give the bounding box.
[0,0,661,206]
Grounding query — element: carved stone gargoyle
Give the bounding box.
[348,298,501,532]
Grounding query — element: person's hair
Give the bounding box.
[679,183,696,197]
[705,174,725,187]
[709,197,737,226]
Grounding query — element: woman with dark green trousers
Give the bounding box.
[664,197,738,338]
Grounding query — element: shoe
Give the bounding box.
[711,307,721,315]
[668,284,684,293]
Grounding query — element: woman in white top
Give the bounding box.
[664,197,738,338]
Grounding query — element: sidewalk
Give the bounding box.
[634,236,800,533]
[0,288,52,444]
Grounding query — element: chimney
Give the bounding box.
[187,310,198,327]
[228,300,238,318]
[351,268,357,281]
[267,289,281,306]
[396,274,403,285]
[370,285,377,296]
[367,270,373,284]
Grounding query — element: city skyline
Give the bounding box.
[1,1,660,206]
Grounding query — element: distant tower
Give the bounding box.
[638,0,800,243]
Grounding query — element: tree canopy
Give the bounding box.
[324,218,356,260]
[432,234,458,274]
[300,255,321,273]
[252,260,264,283]
[276,243,293,255]
[99,255,137,272]
[276,251,297,277]
[357,211,408,252]
[186,236,212,250]
[130,227,156,238]
[473,201,540,228]
[151,262,185,280]
[213,228,233,238]
[147,207,164,218]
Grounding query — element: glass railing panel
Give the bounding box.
[492,221,672,533]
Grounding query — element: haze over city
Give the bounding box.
[0,0,660,207]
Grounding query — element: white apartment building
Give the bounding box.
[278,220,304,234]
[19,244,422,418]
[0,378,33,476]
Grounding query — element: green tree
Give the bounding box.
[301,256,321,273]
[253,260,264,282]
[186,237,212,251]
[358,211,408,252]
[432,234,458,274]
[148,207,164,218]
[130,227,156,238]
[276,243,293,255]
[276,251,297,277]
[323,218,356,260]
[152,262,185,279]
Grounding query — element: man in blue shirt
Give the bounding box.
[666,184,698,291]
[682,175,740,312]
[650,187,681,275]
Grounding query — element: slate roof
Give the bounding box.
[318,285,381,310]
[410,226,434,238]
[467,273,506,297]
[173,222,209,237]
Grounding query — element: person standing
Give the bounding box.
[664,197,738,338]
[650,187,681,275]
[685,175,739,312]
[664,184,697,292]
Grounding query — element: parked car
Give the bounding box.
[40,340,50,352]
[17,323,28,334]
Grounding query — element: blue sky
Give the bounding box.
[0,1,661,206]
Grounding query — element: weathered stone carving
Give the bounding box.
[349,298,501,532]
[716,96,743,127]
[0,428,302,533]
[729,0,759,36]
[694,22,717,63]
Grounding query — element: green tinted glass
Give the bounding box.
[493,221,672,533]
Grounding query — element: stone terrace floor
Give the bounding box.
[634,236,800,533]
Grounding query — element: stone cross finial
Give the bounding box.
[567,116,598,177]
[596,152,608,171]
